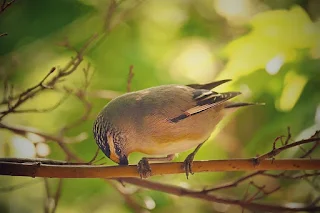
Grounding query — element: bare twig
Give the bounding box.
[3,93,70,114]
[300,131,320,158]
[109,181,147,213]
[0,67,57,119]
[254,131,320,162]
[202,171,264,193]
[120,177,320,213]
[108,0,145,32]
[127,65,134,92]
[44,178,51,213]
[51,179,63,213]
[284,126,292,145]
[43,178,63,213]
[59,65,93,135]
[261,171,320,180]
[245,181,280,202]
[88,148,100,164]
[0,32,99,121]
[104,0,117,32]
[0,0,15,13]
[0,123,83,161]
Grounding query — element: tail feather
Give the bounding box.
[225,102,265,109]
[187,79,232,90]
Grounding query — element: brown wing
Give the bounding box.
[169,91,241,123]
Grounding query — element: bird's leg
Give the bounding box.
[137,154,175,179]
[183,142,204,179]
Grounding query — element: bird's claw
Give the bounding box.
[183,153,195,179]
[137,157,152,179]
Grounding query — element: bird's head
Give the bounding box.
[93,114,128,165]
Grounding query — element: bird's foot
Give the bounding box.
[137,157,152,179]
[183,153,196,179]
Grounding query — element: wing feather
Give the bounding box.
[169,90,241,123]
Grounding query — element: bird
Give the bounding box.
[93,79,260,178]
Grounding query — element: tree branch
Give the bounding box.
[254,131,320,162]
[1,158,320,178]
[0,32,8,37]
[0,123,83,162]
[119,177,320,212]
[127,65,134,92]
[0,0,15,14]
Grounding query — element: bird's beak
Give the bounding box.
[119,155,128,165]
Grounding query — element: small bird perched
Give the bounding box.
[93,79,258,178]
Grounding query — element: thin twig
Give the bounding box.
[261,171,320,180]
[2,93,70,114]
[104,0,117,32]
[88,148,100,164]
[0,0,15,13]
[245,181,280,202]
[0,67,57,119]
[284,127,292,145]
[44,178,51,213]
[202,171,264,193]
[254,131,320,162]
[108,181,147,213]
[0,123,83,161]
[120,177,320,213]
[300,131,320,158]
[127,65,134,93]
[59,65,93,135]
[51,179,63,213]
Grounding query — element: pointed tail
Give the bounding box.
[225,102,265,109]
[187,79,232,90]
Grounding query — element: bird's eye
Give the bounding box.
[115,147,121,155]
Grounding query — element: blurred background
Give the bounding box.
[0,0,320,212]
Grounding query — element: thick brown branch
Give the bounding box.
[1,158,320,178]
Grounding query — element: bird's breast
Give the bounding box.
[137,136,206,155]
